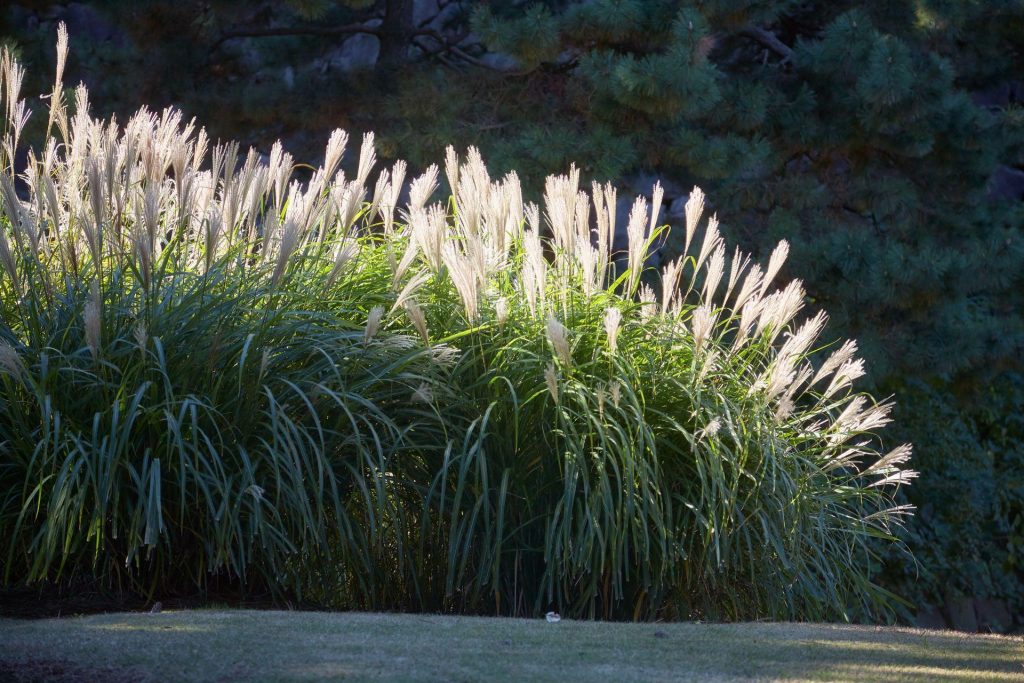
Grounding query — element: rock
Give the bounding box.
[946,596,978,633]
[623,171,686,201]
[326,33,381,72]
[458,31,483,48]
[975,599,1013,633]
[667,194,691,220]
[913,605,948,630]
[785,154,812,175]
[478,52,521,72]
[988,165,1024,202]
[234,45,265,72]
[613,196,633,251]
[49,2,127,48]
[429,3,465,30]
[413,0,442,26]
[972,80,1024,109]
[5,6,40,33]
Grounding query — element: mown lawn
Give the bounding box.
[1,610,1022,682]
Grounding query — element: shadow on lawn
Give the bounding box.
[0,656,144,683]
[0,613,1022,682]
[722,624,1024,681]
[0,584,281,619]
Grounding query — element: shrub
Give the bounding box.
[0,30,914,621]
[875,375,1024,627]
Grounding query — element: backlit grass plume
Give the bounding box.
[0,28,914,621]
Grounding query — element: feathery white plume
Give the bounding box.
[443,244,480,322]
[546,316,572,366]
[761,240,790,297]
[495,297,509,327]
[625,196,649,294]
[661,256,684,314]
[364,305,385,344]
[391,269,431,315]
[683,187,705,256]
[691,305,716,354]
[0,340,24,379]
[356,132,376,189]
[404,299,429,342]
[544,363,559,403]
[408,165,439,213]
[609,381,621,408]
[322,128,348,179]
[84,292,101,358]
[604,307,622,354]
[701,245,726,304]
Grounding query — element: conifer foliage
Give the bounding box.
[474,1,1023,385]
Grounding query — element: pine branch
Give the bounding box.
[213,22,381,50]
[411,28,514,72]
[416,0,461,29]
[739,26,794,63]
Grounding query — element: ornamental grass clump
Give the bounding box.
[0,30,915,621]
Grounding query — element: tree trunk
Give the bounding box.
[379,0,415,68]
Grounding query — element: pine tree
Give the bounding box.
[477,1,1023,384]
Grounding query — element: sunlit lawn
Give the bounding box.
[1,610,1022,682]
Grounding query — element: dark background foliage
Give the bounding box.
[2,0,1022,631]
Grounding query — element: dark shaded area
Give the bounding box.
[0,584,146,619]
[0,657,144,683]
[0,583,286,620]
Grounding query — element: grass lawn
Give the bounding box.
[1,610,1021,682]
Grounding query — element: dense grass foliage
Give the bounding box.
[0,32,915,621]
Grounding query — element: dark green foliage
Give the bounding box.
[877,375,1024,623]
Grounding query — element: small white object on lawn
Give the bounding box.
[545,612,560,623]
